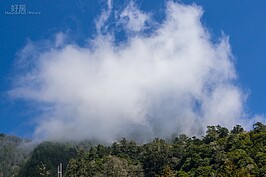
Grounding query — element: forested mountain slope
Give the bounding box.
[0,134,31,177]
[1,122,266,177]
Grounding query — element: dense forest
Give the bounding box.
[1,122,266,177]
[0,134,31,177]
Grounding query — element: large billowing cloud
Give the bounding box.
[11,1,247,142]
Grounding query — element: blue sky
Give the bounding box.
[0,0,266,139]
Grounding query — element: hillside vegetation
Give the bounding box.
[1,122,266,177]
[0,134,31,177]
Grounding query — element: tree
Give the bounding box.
[161,165,175,177]
[231,125,244,134]
[102,156,128,176]
[176,170,189,177]
[5,123,266,177]
[194,166,212,177]
[38,161,51,177]
[253,122,266,133]
[0,134,30,177]
[204,125,229,144]
[64,149,98,177]
[18,141,76,177]
[142,138,173,176]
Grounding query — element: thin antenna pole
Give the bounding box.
[60,163,63,177]
[58,163,62,177]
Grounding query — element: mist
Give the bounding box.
[10,1,249,142]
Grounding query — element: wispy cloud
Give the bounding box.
[95,0,113,34]
[10,1,252,142]
[118,1,151,33]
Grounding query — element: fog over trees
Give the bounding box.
[1,122,266,177]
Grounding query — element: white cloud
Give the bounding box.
[55,32,65,47]
[118,1,151,32]
[11,1,251,142]
[95,0,113,34]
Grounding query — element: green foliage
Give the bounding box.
[141,138,173,176]
[38,161,51,177]
[5,122,266,177]
[231,125,244,134]
[65,153,144,176]
[63,122,266,177]
[161,165,175,177]
[17,141,76,177]
[253,122,266,133]
[0,134,31,177]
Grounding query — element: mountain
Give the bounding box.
[1,122,266,176]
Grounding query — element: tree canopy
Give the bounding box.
[1,122,266,177]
